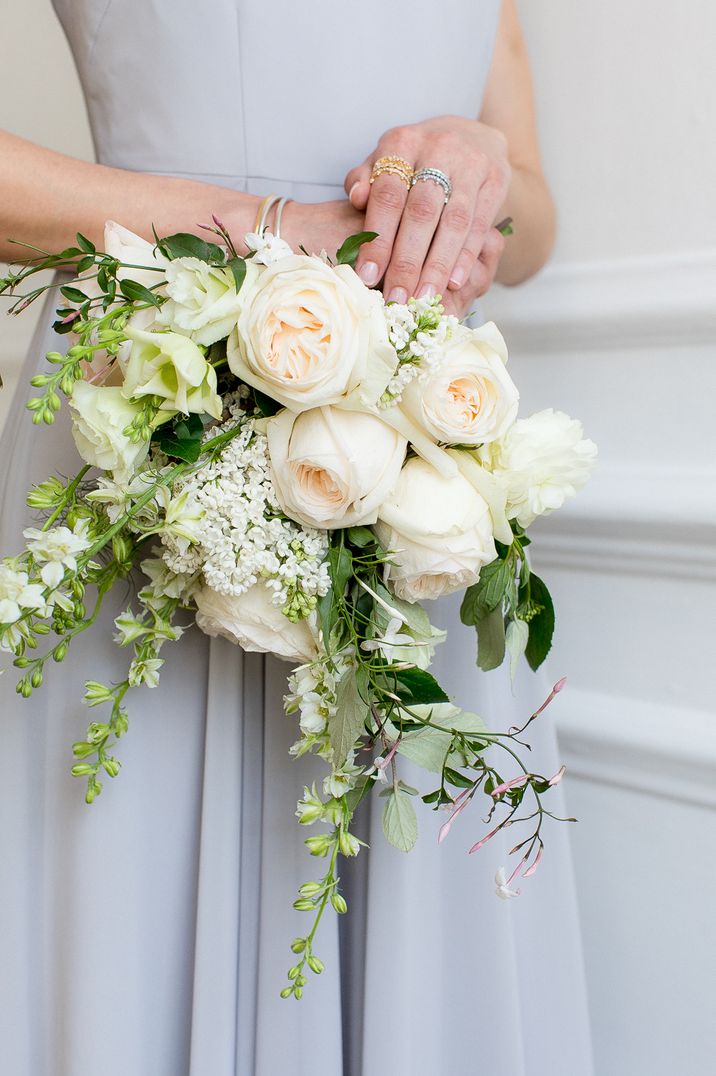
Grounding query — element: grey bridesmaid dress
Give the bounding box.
[0,3,593,1073]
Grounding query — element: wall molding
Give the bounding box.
[486,249,716,351]
[555,688,716,809]
[532,466,716,581]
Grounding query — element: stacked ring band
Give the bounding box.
[411,167,453,204]
[370,155,414,188]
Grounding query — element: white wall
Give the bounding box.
[487,3,716,1073]
[2,3,715,1074]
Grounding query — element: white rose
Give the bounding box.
[121,326,223,419]
[227,254,396,411]
[157,257,258,346]
[375,457,497,602]
[478,408,597,528]
[400,322,518,446]
[194,582,318,663]
[267,406,406,529]
[70,381,150,480]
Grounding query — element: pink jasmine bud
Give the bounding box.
[548,765,566,786]
[438,795,471,844]
[491,773,530,798]
[212,214,226,229]
[375,737,401,771]
[60,309,80,325]
[507,856,529,887]
[469,822,502,854]
[523,844,544,878]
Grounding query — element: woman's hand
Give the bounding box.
[280,199,365,261]
[440,226,506,318]
[345,115,511,303]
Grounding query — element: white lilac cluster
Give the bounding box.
[380,295,459,406]
[161,410,330,621]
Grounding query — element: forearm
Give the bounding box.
[496,163,556,285]
[0,130,261,262]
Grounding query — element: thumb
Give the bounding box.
[344,159,372,210]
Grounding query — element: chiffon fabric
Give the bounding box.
[0,2,593,1072]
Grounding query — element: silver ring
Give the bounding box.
[411,167,452,204]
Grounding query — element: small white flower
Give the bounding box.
[0,563,48,623]
[495,867,521,900]
[244,230,293,266]
[360,616,413,664]
[23,526,90,589]
[127,657,163,688]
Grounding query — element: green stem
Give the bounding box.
[41,465,90,531]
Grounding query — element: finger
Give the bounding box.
[442,228,505,317]
[353,170,412,287]
[447,164,510,291]
[344,158,372,211]
[382,177,447,303]
[413,169,484,300]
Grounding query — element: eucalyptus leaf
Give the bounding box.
[382,788,418,852]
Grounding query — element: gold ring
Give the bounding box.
[370,155,414,188]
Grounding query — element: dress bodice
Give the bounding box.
[52,0,501,196]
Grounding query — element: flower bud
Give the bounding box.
[304,833,333,857]
[298,882,323,897]
[307,956,324,974]
[280,987,293,999]
[71,762,97,777]
[330,892,348,914]
[72,741,96,759]
[30,669,43,689]
[53,642,68,662]
[292,898,316,911]
[338,830,361,857]
[102,756,121,778]
[290,938,306,954]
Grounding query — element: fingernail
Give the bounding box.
[416,283,436,300]
[448,267,466,289]
[386,287,408,305]
[349,181,360,205]
[357,261,380,286]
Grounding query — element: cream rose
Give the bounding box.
[157,257,258,346]
[267,406,406,529]
[194,582,318,663]
[400,322,518,446]
[121,326,222,419]
[227,254,396,411]
[70,381,150,480]
[478,408,597,528]
[375,457,497,602]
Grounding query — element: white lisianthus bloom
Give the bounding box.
[227,254,397,411]
[267,406,406,529]
[23,526,91,589]
[400,322,518,446]
[69,381,151,480]
[375,457,497,602]
[0,564,49,623]
[121,326,223,419]
[157,257,259,346]
[194,581,319,663]
[478,408,598,528]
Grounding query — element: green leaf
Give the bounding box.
[76,232,96,254]
[156,232,225,264]
[395,667,449,706]
[252,389,282,417]
[391,704,489,774]
[227,256,247,292]
[382,788,418,852]
[317,590,337,646]
[119,278,162,307]
[524,572,555,671]
[157,435,202,463]
[346,526,375,548]
[59,285,89,304]
[335,231,379,268]
[328,542,353,598]
[476,606,506,671]
[329,667,370,767]
[460,555,514,626]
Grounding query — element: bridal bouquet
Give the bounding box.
[0,220,596,996]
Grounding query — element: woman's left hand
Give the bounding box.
[344,115,511,303]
